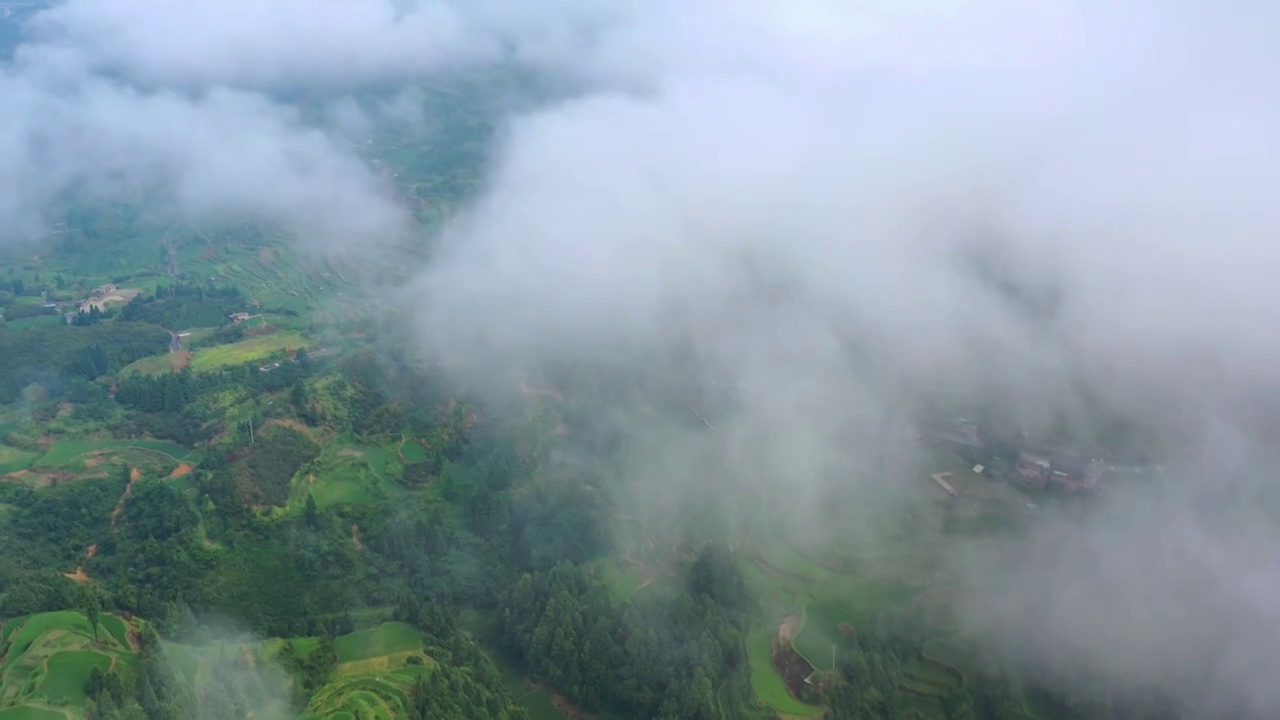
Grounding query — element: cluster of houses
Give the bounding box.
[1014,452,1105,492]
[918,417,1107,494]
[88,283,117,301]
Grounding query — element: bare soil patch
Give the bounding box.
[86,544,97,559]
[168,463,193,478]
[64,567,90,584]
[83,455,105,468]
[171,350,192,372]
[351,524,363,552]
[336,448,364,458]
[8,469,67,488]
[551,691,595,720]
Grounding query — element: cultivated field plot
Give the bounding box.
[334,622,424,664]
[745,629,823,718]
[0,445,39,475]
[303,623,435,720]
[188,330,309,372]
[116,352,183,377]
[399,439,427,464]
[36,439,198,466]
[793,600,856,671]
[290,440,404,512]
[0,611,139,719]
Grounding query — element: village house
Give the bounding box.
[1015,451,1105,493]
[1015,452,1052,488]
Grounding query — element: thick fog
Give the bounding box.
[4,0,1280,716]
[405,1,1280,716]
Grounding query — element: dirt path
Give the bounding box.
[110,467,142,526]
[66,446,191,464]
[266,418,312,433]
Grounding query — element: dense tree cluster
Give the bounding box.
[0,321,169,402]
[119,282,246,328]
[499,563,742,720]
[224,425,320,507]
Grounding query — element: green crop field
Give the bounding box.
[745,630,823,718]
[306,676,415,720]
[303,623,443,720]
[0,445,39,474]
[292,442,403,511]
[6,612,95,656]
[334,623,424,664]
[117,352,181,377]
[36,439,197,466]
[188,330,309,372]
[0,611,139,719]
[98,616,130,649]
[793,601,855,671]
[310,476,378,508]
[400,439,427,463]
[35,651,112,704]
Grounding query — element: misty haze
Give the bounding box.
[0,2,1277,720]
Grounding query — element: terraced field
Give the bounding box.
[0,611,138,719]
[35,439,199,466]
[304,623,435,720]
[289,440,399,512]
